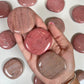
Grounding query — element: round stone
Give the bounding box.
[46,0,65,13]
[7,7,35,34]
[3,58,23,79]
[71,33,84,53]
[18,0,37,7]
[0,1,11,18]
[37,51,66,79]
[34,76,44,84]
[24,28,52,55]
[0,30,16,49]
[45,17,65,33]
[72,6,84,23]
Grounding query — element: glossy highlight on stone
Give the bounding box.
[0,30,16,49]
[71,33,84,53]
[8,7,35,34]
[46,0,65,13]
[34,76,44,84]
[72,6,84,23]
[18,0,37,7]
[37,51,66,79]
[0,1,11,18]
[24,28,52,55]
[45,17,65,33]
[3,58,23,79]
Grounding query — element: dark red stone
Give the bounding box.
[75,70,84,81]
[18,0,37,7]
[46,0,65,13]
[71,33,84,53]
[0,1,11,18]
[0,30,16,49]
[72,6,84,23]
[24,28,52,55]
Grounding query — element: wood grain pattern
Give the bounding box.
[24,28,52,55]
[8,7,35,34]
[37,51,66,79]
[3,58,23,79]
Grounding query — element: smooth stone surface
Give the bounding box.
[45,17,65,33]
[72,6,84,23]
[24,28,52,55]
[34,76,44,84]
[75,70,84,82]
[37,51,66,79]
[71,33,84,53]
[7,7,35,34]
[0,30,16,49]
[18,0,37,7]
[0,1,11,18]
[3,58,23,79]
[46,0,65,13]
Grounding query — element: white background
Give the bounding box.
[0,0,84,84]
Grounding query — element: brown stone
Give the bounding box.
[18,0,37,7]
[37,51,66,79]
[72,6,84,23]
[3,58,23,79]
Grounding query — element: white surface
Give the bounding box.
[0,0,84,84]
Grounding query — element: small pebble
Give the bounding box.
[0,1,11,18]
[3,58,23,79]
[0,30,16,49]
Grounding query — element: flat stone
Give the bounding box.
[18,0,37,7]
[37,51,66,79]
[0,1,11,18]
[7,7,35,34]
[3,58,23,79]
[24,28,52,55]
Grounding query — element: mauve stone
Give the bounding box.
[37,51,66,79]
